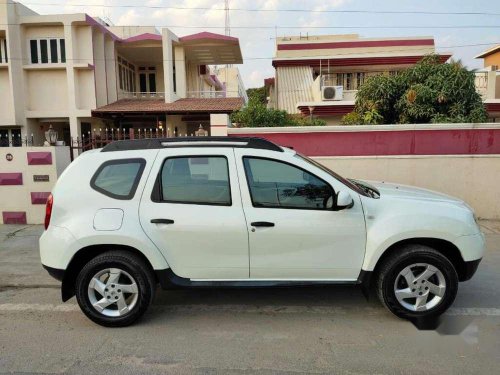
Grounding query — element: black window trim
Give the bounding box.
[242,156,336,211]
[90,158,146,200]
[152,155,232,207]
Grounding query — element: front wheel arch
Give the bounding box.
[61,245,156,302]
[372,238,467,282]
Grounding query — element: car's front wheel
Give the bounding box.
[75,250,155,327]
[376,244,458,319]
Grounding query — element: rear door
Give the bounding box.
[139,148,249,280]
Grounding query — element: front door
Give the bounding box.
[234,149,366,280]
[139,148,249,279]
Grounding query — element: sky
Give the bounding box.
[20,0,500,89]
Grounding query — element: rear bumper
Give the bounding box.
[42,264,64,282]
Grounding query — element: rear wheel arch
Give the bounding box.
[61,244,157,302]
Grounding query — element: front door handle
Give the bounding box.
[151,218,175,224]
[251,221,275,227]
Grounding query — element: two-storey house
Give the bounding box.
[266,33,451,125]
[0,0,246,148]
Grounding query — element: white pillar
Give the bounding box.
[210,113,230,136]
[161,29,179,103]
[174,45,186,98]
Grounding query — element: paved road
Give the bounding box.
[0,223,499,374]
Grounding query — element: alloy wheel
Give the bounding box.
[87,268,139,317]
[393,263,446,312]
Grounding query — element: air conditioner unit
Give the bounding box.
[322,86,343,101]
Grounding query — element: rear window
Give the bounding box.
[159,156,231,206]
[90,158,146,200]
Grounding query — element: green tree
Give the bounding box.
[246,86,268,105]
[231,94,326,127]
[341,55,488,125]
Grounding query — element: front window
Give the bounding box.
[294,153,369,197]
[29,38,65,64]
[243,157,334,210]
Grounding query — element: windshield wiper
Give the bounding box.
[348,179,380,199]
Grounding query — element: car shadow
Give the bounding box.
[141,285,477,334]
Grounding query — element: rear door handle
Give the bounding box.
[151,218,175,224]
[251,221,275,227]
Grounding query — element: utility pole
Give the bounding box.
[224,0,230,36]
[224,0,231,70]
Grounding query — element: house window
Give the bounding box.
[356,72,365,89]
[117,55,136,93]
[0,39,7,63]
[40,40,48,63]
[28,38,66,64]
[138,66,156,93]
[59,39,66,62]
[345,73,353,90]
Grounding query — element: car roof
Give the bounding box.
[101,137,284,153]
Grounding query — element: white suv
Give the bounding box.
[40,137,484,326]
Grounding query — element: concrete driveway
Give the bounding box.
[0,223,499,374]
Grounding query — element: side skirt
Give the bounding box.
[156,268,368,289]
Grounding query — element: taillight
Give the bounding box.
[44,193,53,230]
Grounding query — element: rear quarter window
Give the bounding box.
[90,158,146,200]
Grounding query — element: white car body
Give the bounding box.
[40,137,484,310]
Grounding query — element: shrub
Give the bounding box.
[341,55,488,125]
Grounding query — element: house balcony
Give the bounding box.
[475,69,500,100]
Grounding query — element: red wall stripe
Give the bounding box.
[30,192,51,205]
[232,129,500,156]
[278,39,435,51]
[27,152,52,165]
[2,212,27,225]
[0,173,23,185]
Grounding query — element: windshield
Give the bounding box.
[295,153,369,197]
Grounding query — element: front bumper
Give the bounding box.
[453,232,486,262]
[461,258,482,281]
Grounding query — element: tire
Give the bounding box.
[75,250,156,327]
[376,244,458,319]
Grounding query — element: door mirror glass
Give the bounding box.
[334,190,354,211]
[325,195,334,210]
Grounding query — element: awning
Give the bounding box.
[92,97,244,117]
[179,32,243,65]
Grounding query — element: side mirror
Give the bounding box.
[334,190,354,211]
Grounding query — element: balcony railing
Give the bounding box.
[186,91,227,99]
[118,91,165,100]
[475,72,489,99]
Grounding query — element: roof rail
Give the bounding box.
[101,136,284,152]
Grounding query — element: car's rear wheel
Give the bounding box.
[75,250,155,327]
[376,244,458,319]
